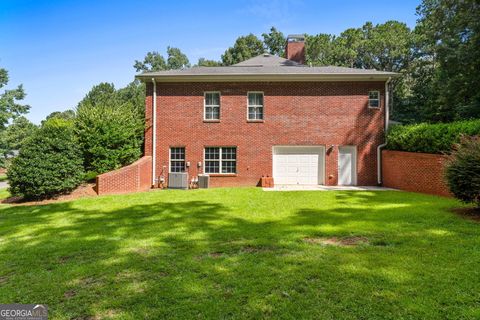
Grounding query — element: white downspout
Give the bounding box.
[377,77,391,185]
[151,78,157,186]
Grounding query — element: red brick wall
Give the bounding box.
[96,156,152,195]
[286,41,305,64]
[144,81,386,187]
[382,150,451,197]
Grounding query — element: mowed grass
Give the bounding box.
[0,188,479,319]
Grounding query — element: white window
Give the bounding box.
[368,91,380,108]
[248,92,264,120]
[204,92,220,120]
[204,147,236,174]
[170,147,185,172]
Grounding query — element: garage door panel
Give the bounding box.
[287,167,297,174]
[277,156,287,164]
[287,156,299,163]
[273,146,324,185]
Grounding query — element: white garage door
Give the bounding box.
[273,146,325,185]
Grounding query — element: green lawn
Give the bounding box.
[0,188,478,319]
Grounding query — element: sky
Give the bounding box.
[1,0,420,124]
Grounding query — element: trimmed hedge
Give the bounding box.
[386,120,480,154]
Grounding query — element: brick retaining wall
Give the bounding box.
[382,150,451,197]
[96,156,152,195]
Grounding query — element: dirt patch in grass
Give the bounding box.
[64,289,77,299]
[2,183,97,206]
[304,236,369,247]
[97,309,120,319]
[0,275,9,284]
[240,245,275,253]
[195,251,224,260]
[58,255,74,264]
[207,252,223,258]
[72,315,98,320]
[450,207,480,222]
[130,247,150,256]
[68,276,104,290]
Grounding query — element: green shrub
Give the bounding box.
[445,136,480,207]
[75,83,144,175]
[84,170,99,182]
[7,118,84,199]
[386,120,480,154]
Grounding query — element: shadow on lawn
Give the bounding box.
[0,191,474,319]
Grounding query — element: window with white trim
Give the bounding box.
[368,91,380,108]
[204,92,220,120]
[248,92,264,120]
[204,147,236,174]
[170,147,185,172]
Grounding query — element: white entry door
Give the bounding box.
[273,146,325,185]
[338,146,357,185]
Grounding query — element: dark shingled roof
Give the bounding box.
[136,54,398,81]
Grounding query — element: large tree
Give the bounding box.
[166,46,190,69]
[0,67,30,129]
[333,28,364,68]
[413,0,480,122]
[305,21,413,71]
[0,67,31,167]
[75,83,145,176]
[134,47,190,72]
[195,58,222,67]
[0,116,37,166]
[133,51,167,72]
[262,27,286,56]
[43,110,76,123]
[359,21,413,72]
[221,34,264,65]
[116,81,146,119]
[305,33,336,66]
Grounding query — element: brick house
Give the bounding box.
[136,35,397,188]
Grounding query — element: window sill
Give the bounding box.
[205,173,237,177]
[203,119,220,123]
[247,119,265,123]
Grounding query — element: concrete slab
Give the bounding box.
[263,185,397,192]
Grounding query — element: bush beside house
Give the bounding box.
[445,137,480,207]
[7,118,84,199]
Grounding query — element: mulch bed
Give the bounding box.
[450,207,480,222]
[1,183,97,206]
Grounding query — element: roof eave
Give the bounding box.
[135,73,399,82]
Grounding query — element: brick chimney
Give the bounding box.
[285,34,305,65]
